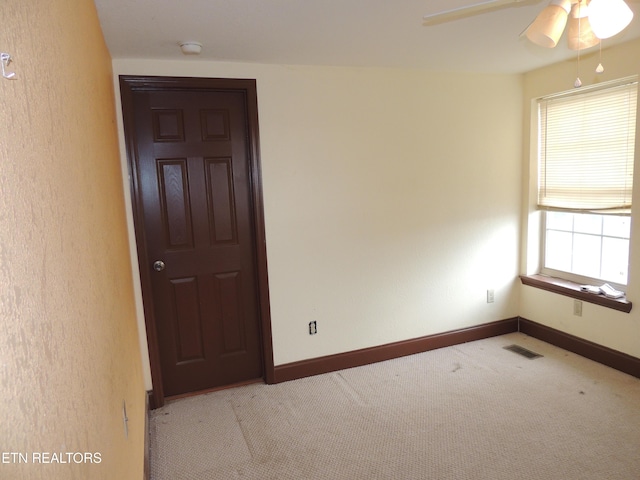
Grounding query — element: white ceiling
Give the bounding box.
[93,0,640,74]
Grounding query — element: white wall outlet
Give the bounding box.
[573,299,583,317]
[487,289,495,303]
[309,321,317,335]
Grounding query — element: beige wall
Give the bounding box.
[113,59,523,370]
[0,1,145,479]
[520,38,640,358]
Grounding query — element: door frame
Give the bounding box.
[119,75,274,408]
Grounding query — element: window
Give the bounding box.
[544,211,630,286]
[537,78,637,288]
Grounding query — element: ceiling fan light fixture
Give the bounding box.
[588,0,634,39]
[567,1,600,50]
[571,0,589,19]
[525,0,572,48]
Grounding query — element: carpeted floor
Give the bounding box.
[149,332,640,479]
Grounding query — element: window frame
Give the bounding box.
[540,210,629,292]
[528,77,638,307]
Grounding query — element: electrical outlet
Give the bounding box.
[573,299,583,317]
[487,289,495,303]
[309,321,317,335]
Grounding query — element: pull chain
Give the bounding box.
[574,8,582,88]
[596,41,604,74]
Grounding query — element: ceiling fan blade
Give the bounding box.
[423,0,533,25]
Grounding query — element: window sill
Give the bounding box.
[520,274,632,313]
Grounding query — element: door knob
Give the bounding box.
[153,260,166,272]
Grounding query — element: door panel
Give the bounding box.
[206,158,238,244]
[158,159,193,248]
[130,87,264,397]
[170,276,205,363]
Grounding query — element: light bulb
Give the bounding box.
[588,0,633,39]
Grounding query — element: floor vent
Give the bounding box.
[503,344,543,359]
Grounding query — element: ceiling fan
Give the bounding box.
[422,0,539,25]
[423,0,635,51]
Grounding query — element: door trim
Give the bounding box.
[119,75,274,408]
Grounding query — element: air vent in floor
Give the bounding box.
[503,344,543,359]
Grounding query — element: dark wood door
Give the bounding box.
[128,84,265,398]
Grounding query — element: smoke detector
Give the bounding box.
[179,42,202,55]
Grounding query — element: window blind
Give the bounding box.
[537,80,638,212]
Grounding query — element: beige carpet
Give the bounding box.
[149,333,640,479]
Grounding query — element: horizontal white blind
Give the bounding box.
[538,81,637,211]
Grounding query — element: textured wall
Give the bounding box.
[113,59,523,369]
[0,1,145,479]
